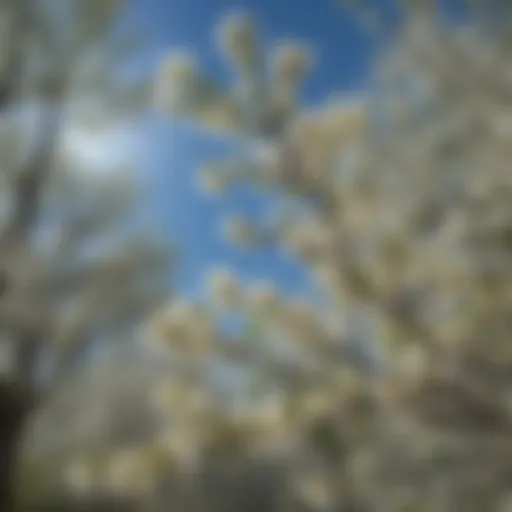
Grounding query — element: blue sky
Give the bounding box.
[129,0,384,299]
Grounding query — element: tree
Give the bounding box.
[148,1,512,510]
[0,1,170,509]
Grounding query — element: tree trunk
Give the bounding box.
[0,382,31,512]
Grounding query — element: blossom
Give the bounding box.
[153,52,198,113]
[216,12,258,68]
[206,266,240,307]
[196,166,227,196]
[156,428,202,468]
[104,448,154,495]
[221,215,258,246]
[283,217,333,263]
[146,299,212,356]
[272,42,313,86]
[247,279,279,313]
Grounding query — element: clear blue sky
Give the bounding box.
[130,0,385,299]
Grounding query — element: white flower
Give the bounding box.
[161,300,196,332]
[248,280,278,313]
[105,448,153,495]
[197,166,226,196]
[147,299,207,352]
[277,298,322,343]
[284,217,332,263]
[153,52,200,114]
[273,42,313,85]
[253,394,286,430]
[157,428,201,468]
[313,264,340,290]
[395,345,428,386]
[252,141,280,169]
[151,381,181,415]
[207,267,240,306]
[216,12,257,67]
[221,215,257,246]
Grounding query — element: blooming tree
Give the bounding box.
[143,1,512,511]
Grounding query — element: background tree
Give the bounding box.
[0,1,171,509]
